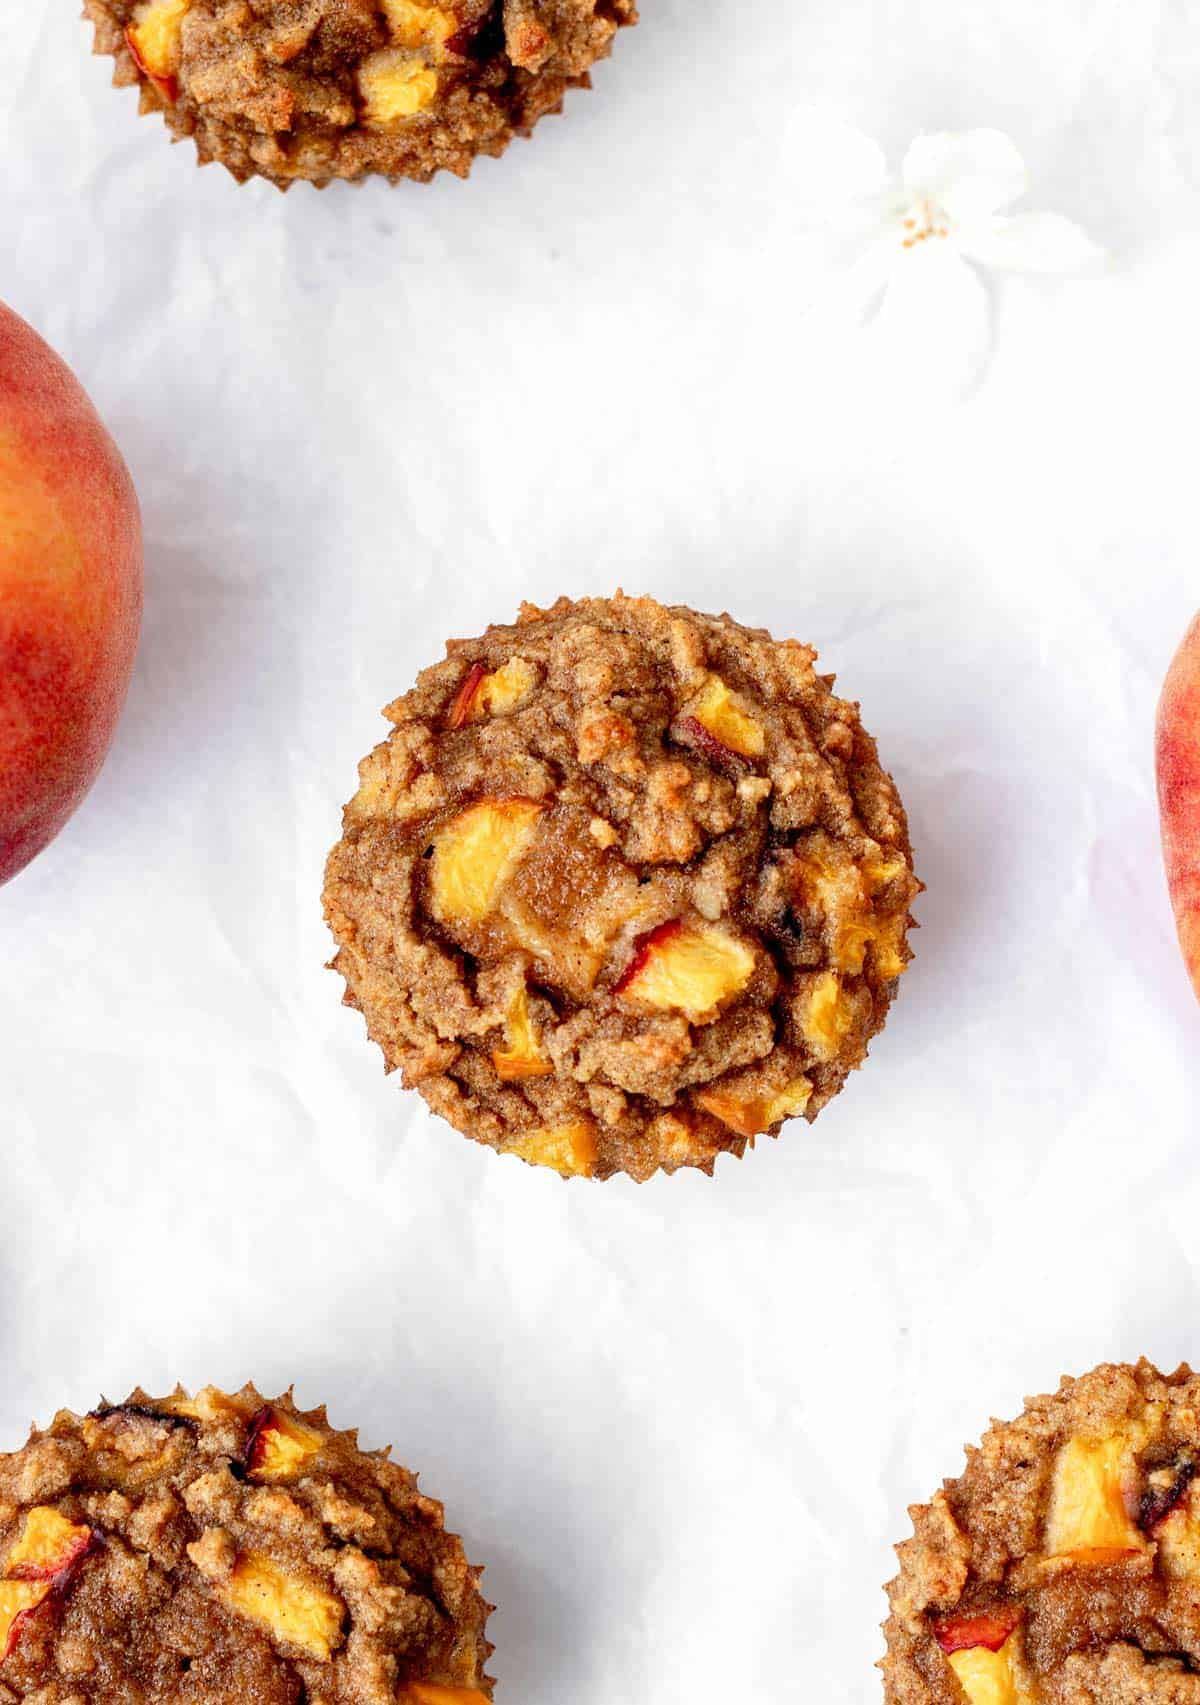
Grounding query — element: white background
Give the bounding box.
[3,3,1200,1700]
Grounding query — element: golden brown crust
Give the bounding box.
[0,1385,492,1703]
[83,0,636,189]
[323,593,920,1182]
[882,1360,1200,1703]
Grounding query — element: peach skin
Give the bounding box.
[0,301,142,886]
[1157,612,1200,1003]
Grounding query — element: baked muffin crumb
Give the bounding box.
[0,1384,492,1703]
[324,593,920,1182]
[83,0,637,188]
[883,1359,1200,1702]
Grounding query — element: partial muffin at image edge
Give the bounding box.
[83,0,638,189]
[0,1385,492,1704]
[882,1358,1200,1704]
[323,593,921,1183]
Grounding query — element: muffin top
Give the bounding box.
[0,1385,491,1704]
[883,1359,1200,1703]
[84,0,636,188]
[324,593,920,1182]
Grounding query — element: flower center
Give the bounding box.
[901,197,952,248]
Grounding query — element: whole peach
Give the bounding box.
[0,303,142,886]
[1157,611,1200,1004]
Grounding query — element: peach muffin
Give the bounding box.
[883,1359,1200,1703]
[323,594,921,1182]
[0,1385,491,1703]
[84,0,636,188]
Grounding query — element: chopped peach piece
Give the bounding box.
[809,866,874,972]
[865,854,910,889]
[348,746,409,818]
[479,658,536,717]
[381,0,458,48]
[0,1580,49,1662]
[246,1407,323,1484]
[508,1121,598,1178]
[359,51,440,124]
[125,0,191,99]
[1044,1433,1146,1560]
[838,922,880,975]
[935,1607,1032,1702]
[693,1089,760,1139]
[947,1642,1035,1705]
[615,920,754,1022]
[5,1508,93,1580]
[934,1610,1020,1657]
[447,658,536,729]
[446,664,487,730]
[679,676,765,761]
[758,1080,812,1127]
[870,914,909,980]
[157,1386,244,1423]
[696,1077,811,1139]
[218,1553,344,1660]
[790,834,913,978]
[1150,1477,1200,1579]
[401,1687,492,1705]
[0,1505,96,1661]
[492,987,553,1081]
[1138,1455,1195,1532]
[429,799,545,927]
[158,1393,206,1420]
[800,971,856,1062]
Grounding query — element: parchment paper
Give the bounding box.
[3,3,1200,1699]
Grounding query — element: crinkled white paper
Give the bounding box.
[3,4,1200,1700]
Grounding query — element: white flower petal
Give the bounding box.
[789,116,893,225]
[957,211,1105,274]
[902,129,1029,221]
[794,231,900,328]
[869,243,994,397]
[844,232,906,322]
